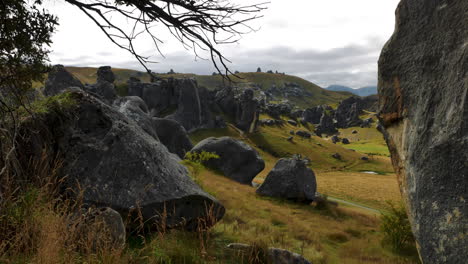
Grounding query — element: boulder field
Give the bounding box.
[378,0,467,262]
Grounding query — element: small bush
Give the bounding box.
[380,202,416,251]
[184,151,220,164]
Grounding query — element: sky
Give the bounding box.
[47,0,401,89]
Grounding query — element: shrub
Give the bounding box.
[380,202,415,251]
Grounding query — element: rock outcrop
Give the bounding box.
[256,158,316,203]
[377,1,467,262]
[264,103,292,119]
[85,66,117,102]
[302,105,324,124]
[235,89,259,133]
[334,97,363,128]
[191,137,265,185]
[153,117,193,159]
[44,65,84,96]
[21,90,225,230]
[127,77,179,116]
[314,113,337,136]
[167,79,216,132]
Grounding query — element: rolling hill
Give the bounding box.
[326,85,377,97]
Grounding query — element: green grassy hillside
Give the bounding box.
[65,67,351,108]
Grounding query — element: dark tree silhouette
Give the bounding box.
[63,0,267,76]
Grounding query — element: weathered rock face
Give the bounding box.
[127,77,179,116]
[235,89,259,133]
[44,65,84,96]
[153,117,193,159]
[264,103,292,119]
[334,97,363,128]
[96,66,115,83]
[303,105,324,124]
[314,113,337,137]
[362,94,379,112]
[23,91,224,230]
[114,96,159,140]
[191,137,265,185]
[167,79,216,132]
[377,1,467,263]
[256,158,316,203]
[84,66,117,103]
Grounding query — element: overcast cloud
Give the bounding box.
[47,0,400,88]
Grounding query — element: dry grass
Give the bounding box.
[196,168,418,264]
[316,172,402,210]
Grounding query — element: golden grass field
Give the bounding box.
[192,167,416,264]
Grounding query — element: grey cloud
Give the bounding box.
[54,38,384,88]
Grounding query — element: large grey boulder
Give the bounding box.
[21,90,224,230]
[314,113,337,137]
[153,117,193,159]
[256,158,316,203]
[71,207,126,252]
[377,1,467,263]
[44,65,84,96]
[191,137,265,185]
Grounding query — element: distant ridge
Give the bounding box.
[326,85,377,97]
[65,66,352,108]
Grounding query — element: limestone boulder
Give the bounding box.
[256,158,316,203]
[377,1,467,262]
[191,137,265,185]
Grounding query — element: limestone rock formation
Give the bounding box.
[127,77,179,116]
[191,137,265,185]
[85,66,117,102]
[115,96,159,140]
[314,113,337,137]
[21,90,225,230]
[153,117,193,159]
[377,1,467,262]
[256,158,316,203]
[44,65,84,96]
[264,103,292,119]
[334,97,363,128]
[302,105,324,124]
[167,79,216,132]
[235,89,259,133]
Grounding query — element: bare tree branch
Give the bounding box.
[63,0,268,80]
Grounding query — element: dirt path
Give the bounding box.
[327,196,381,214]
